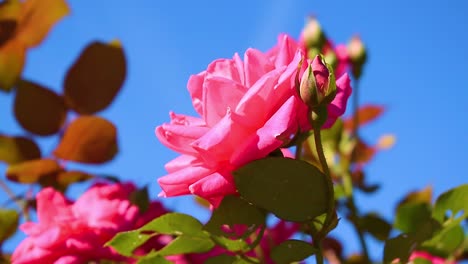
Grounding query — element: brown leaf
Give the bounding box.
[344,104,385,131]
[64,41,127,114]
[16,0,70,47]
[54,116,118,164]
[6,158,63,183]
[14,80,67,136]
[0,135,41,164]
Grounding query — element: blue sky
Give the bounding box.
[1,0,467,261]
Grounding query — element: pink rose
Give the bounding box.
[156,35,351,206]
[12,183,138,264]
[410,251,457,264]
[12,183,174,264]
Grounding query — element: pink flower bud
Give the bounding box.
[302,17,326,49]
[347,35,367,78]
[299,55,336,108]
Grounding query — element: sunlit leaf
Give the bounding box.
[344,104,385,131]
[412,258,432,264]
[394,203,432,234]
[6,158,63,183]
[422,223,465,255]
[0,0,69,91]
[0,39,25,91]
[14,80,67,136]
[432,184,468,223]
[64,41,126,114]
[270,239,317,264]
[234,157,330,222]
[0,135,40,164]
[54,116,118,164]
[0,208,19,243]
[204,255,255,264]
[137,255,172,264]
[157,235,214,256]
[107,213,206,257]
[15,0,70,47]
[397,186,433,210]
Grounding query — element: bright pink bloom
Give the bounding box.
[12,183,138,264]
[156,35,351,206]
[410,251,457,264]
[12,183,182,264]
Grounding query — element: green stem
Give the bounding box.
[314,240,324,264]
[312,122,334,238]
[0,178,29,220]
[348,196,370,263]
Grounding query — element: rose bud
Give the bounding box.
[302,16,326,50]
[299,55,336,108]
[347,35,367,79]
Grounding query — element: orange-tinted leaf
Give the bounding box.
[16,0,70,47]
[6,158,63,183]
[14,80,67,136]
[64,41,127,114]
[0,135,41,164]
[54,116,118,164]
[344,104,385,131]
[56,170,93,186]
[397,186,433,209]
[0,40,25,91]
[0,1,21,22]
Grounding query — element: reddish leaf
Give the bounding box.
[14,80,67,136]
[0,39,25,91]
[64,41,127,114]
[6,158,63,183]
[353,139,376,165]
[0,135,41,164]
[344,104,385,131]
[54,116,118,164]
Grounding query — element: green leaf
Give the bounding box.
[14,80,67,136]
[106,213,206,257]
[0,135,41,164]
[383,219,441,263]
[394,202,432,234]
[64,41,126,114]
[130,186,150,213]
[204,255,254,264]
[432,184,468,223]
[412,258,432,264]
[205,195,265,236]
[359,213,392,241]
[234,157,330,222]
[0,209,19,243]
[422,223,465,255]
[270,239,317,264]
[209,236,249,252]
[137,254,173,264]
[157,235,214,256]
